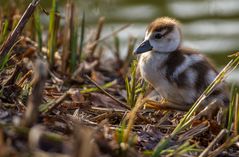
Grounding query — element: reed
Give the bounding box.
[34,7,42,53]
[78,11,85,63]
[48,0,58,66]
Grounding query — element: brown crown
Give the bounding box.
[147,17,180,34]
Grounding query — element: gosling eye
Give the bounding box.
[154,33,162,39]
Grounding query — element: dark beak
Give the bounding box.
[134,40,153,55]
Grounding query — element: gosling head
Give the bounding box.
[134,17,182,54]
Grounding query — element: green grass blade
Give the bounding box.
[227,86,236,131]
[125,77,131,106]
[0,38,21,72]
[80,80,116,94]
[79,11,85,63]
[0,19,9,44]
[70,24,78,73]
[34,7,42,53]
[113,34,120,60]
[125,60,139,108]
[0,52,11,72]
[48,0,58,65]
[234,93,239,135]
[152,137,171,157]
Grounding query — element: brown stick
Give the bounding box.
[88,17,105,56]
[234,93,239,136]
[41,91,69,115]
[22,60,48,127]
[85,75,129,110]
[208,135,239,157]
[61,0,73,73]
[91,23,131,46]
[85,75,152,123]
[0,0,40,64]
[17,70,33,87]
[199,129,228,157]
[145,99,190,111]
[4,62,22,86]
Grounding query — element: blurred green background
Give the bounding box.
[0,0,238,83]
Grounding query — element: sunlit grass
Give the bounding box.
[152,54,239,157]
[125,60,143,108]
[227,86,237,131]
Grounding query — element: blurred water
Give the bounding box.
[97,0,239,83]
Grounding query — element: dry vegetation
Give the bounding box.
[0,0,239,157]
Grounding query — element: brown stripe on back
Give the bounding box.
[190,60,214,93]
[210,89,221,96]
[175,71,188,88]
[181,47,218,73]
[164,50,185,82]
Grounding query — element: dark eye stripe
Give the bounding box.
[154,26,174,38]
[155,34,163,39]
[154,29,172,39]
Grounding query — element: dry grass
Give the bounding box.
[0,1,239,157]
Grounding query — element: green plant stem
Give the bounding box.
[48,0,58,65]
[34,7,42,53]
[79,11,85,63]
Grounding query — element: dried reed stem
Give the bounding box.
[199,129,228,157]
[22,60,47,127]
[0,0,40,64]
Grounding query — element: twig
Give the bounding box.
[199,129,228,157]
[93,23,131,45]
[123,94,145,142]
[40,90,69,115]
[0,0,41,64]
[61,1,71,72]
[4,62,22,86]
[228,51,239,57]
[208,135,239,157]
[79,11,85,64]
[88,17,105,56]
[179,121,209,142]
[91,106,127,113]
[145,99,190,111]
[17,70,33,87]
[234,93,239,136]
[121,36,137,76]
[85,75,130,110]
[85,75,152,124]
[22,60,48,127]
